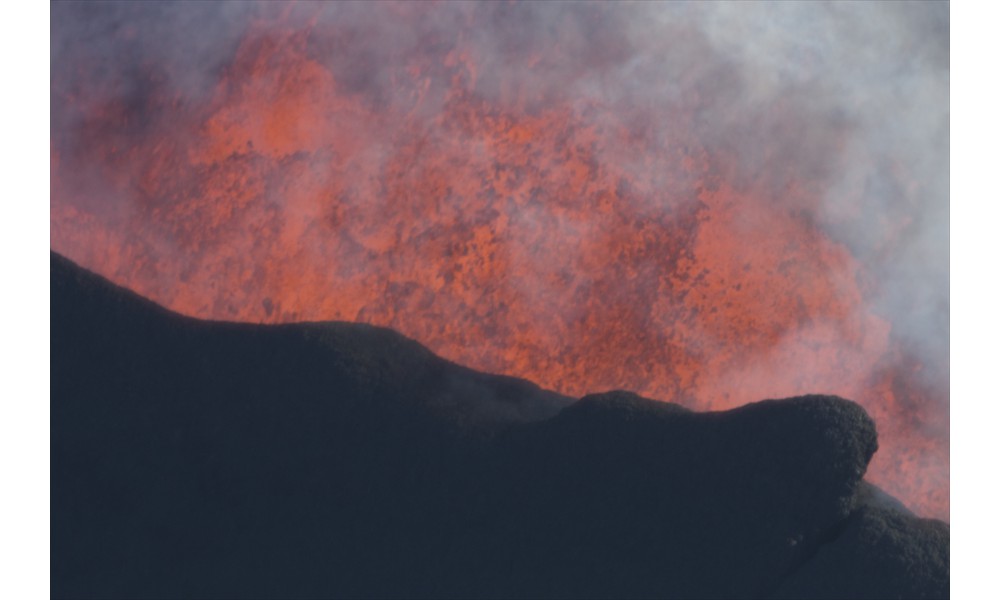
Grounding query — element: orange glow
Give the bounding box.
[51,3,948,520]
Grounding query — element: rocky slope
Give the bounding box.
[50,252,948,598]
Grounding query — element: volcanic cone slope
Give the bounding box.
[50,252,948,599]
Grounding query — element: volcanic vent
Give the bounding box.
[50,2,949,518]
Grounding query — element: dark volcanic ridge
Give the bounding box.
[50,251,948,599]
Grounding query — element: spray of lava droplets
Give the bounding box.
[51,2,949,519]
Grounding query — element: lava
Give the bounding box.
[51,2,949,519]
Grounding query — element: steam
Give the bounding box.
[684,1,949,391]
[51,1,948,518]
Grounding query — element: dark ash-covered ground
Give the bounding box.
[50,252,948,599]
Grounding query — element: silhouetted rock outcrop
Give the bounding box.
[50,252,948,599]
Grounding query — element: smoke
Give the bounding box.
[685,0,949,385]
[50,1,949,518]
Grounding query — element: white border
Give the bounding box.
[2,1,50,599]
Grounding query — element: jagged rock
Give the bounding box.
[50,252,948,599]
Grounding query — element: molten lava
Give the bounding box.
[51,2,948,519]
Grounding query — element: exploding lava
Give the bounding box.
[51,2,948,519]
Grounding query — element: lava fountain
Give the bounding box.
[50,2,949,519]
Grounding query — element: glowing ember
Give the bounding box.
[51,2,948,519]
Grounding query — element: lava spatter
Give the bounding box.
[51,1,949,520]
